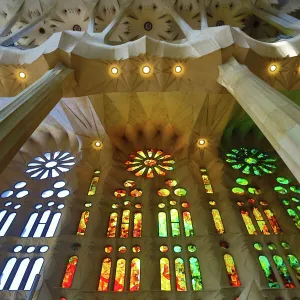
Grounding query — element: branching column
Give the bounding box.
[218,57,300,183]
[0,63,74,173]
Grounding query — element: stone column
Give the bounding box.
[217,57,300,183]
[0,63,74,173]
[200,5,208,30]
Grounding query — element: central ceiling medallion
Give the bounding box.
[126,150,175,178]
[144,21,153,31]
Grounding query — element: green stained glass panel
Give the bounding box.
[226,159,237,163]
[242,165,251,174]
[254,242,263,251]
[248,187,261,195]
[232,187,245,195]
[292,197,300,203]
[286,255,300,281]
[290,186,300,194]
[276,177,290,185]
[173,245,182,253]
[174,188,187,197]
[189,257,203,291]
[188,245,196,253]
[236,178,249,185]
[183,211,194,237]
[158,212,167,237]
[287,209,300,230]
[171,223,180,237]
[232,164,243,170]
[268,243,277,251]
[274,186,288,194]
[282,200,290,206]
[273,255,296,288]
[258,256,280,288]
[281,242,290,250]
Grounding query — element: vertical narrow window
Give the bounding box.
[62,256,78,288]
[287,209,300,230]
[98,258,111,292]
[120,210,130,238]
[272,255,295,288]
[212,209,225,234]
[0,210,7,223]
[21,213,38,237]
[223,254,241,287]
[24,258,44,290]
[0,257,17,290]
[286,254,300,280]
[189,257,203,291]
[88,170,100,196]
[175,258,187,291]
[158,212,168,237]
[33,210,51,237]
[200,168,213,193]
[0,213,16,236]
[76,211,90,236]
[252,207,270,235]
[160,258,171,291]
[107,212,118,238]
[130,258,140,291]
[9,258,30,290]
[258,255,280,288]
[133,212,142,238]
[183,211,194,237]
[46,212,61,237]
[241,210,257,235]
[170,209,180,237]
[264,209,282,234]
[114,259,126,292]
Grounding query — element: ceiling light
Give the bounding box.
[175,65,182,73]
[198,139,205,145]
[270,64,277,72]
[142,66,151,74]
[94,141,102,148]
[111,67,118,75]
[19,72,26,79]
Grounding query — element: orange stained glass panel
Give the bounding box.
[130,258,141,291]
[114,259,126,292]
[241,210,257,235]
[160,258,171,291]
[175,258,187,291]
[114,189,126,197]
[62,256,78,288]
[107,212,118,238]
[130,189,143,197]
[154,167,166,176]
[212,209,225,234]
[252,207,270,235]
[98,258,111,291]
[76,211,90,236]
[133,212,142,237]
[158,189,170,197]
[146,168,154,178]
[135,167,146,177]
[120,210,130,238]
[88,175,100,196]
[264,209,282,234]
[165,179,178,187]
[224,254,241,287]
[124,180,135,187]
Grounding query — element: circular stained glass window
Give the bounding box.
[124,201,131,206]
[169,200,176,205]
[254,242,263,251]
[248,199,255,204]
[274,186,288,194]
[187,245,196,253]
[14,204,21,209]
[27,246,35,253]
[220,241,229,249]
[16,190,29,198]
[160,245,168,253]
[5,202,12,207]
[281,242,290,250]
[174,188,187,197]
[13,245,22,253]
[237,201,244,207]
[53,181,66,189]
[292,197,300,203]
[41,190,54,198]
[132,246,141,253]
[268,243,277,251]
[248,187,261,195]
[236,178,249,185]
[209,201,217,206]
[14,182,27,189]
[124,180,135,187]
[173,245,182,253]
[105,246,113,253]
[260,201,268,206]
[40,246,49,253]
[232,187,245,195]
[57,204,65,209]
[135,203,142,209]
[85,202,92,208]
[165,179,178,187]
[158,189,170,197]
[114,189,126,197]
[276,177,290,185]
[282,200,290,206]
[1,190,13,198]
[290,186,300,194]
[118,246,127,253]
[57,190,70,198]
[158,203,165,208]
[47,201,55,207]
[112,203,119,209]
[181,202,189,208]
[130,189,143,197]
[35,204,42,209]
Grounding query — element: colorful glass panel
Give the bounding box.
[254,242,263,251]
[130,258,140,291]
[224,254,241,287]
[175,258,187,291]
[252,207,270,235]
[174,188,187,197]
[281,242,290,250]
[107,212,118,238]
[160,245,168,253]
[183,211,194,237]
[201,174,213,194]
[273,255,296,288]
[158,212,167,237]
[132,246,141,253]
[158,203,165,208]
[241,210,257,235]
[276,177,289,185]
[170,209,180,237]
[76,211,90,236]
[188,245,197,252]
[287,254,300,281]
[130,189,143,197]
[258,255,280,288]
[264,209,282,234]
[104,246,113,253]
[232,187,245,195]
[212,209,225,234]
[236,178,249,185]
[274,186,288,194]
[287,209,300,230]
[114,259,126,292]
[160,258,171,291]
[181,202,189,208]
[98,258,111,291]
[290,186,300,194]
[189,257,203,291]
[124,180,135,187]
[133,212,142,237]
[158,189,170,197]
[165,179,178,187]
[268,243,276,251]
[114,189,126,197]
[248,187,261,195]
[120,210,130,238]
[62,256,78,288]
[118,246,127,253]
[174,245,182,253]
[87,171,100,195]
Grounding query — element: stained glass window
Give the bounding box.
[189,257,203,291]
[120,210,130,238]
[158,212,167,237]
[272,255,295,288]
[258,255,280,288]
[160,258,171,291]
[133,212,142,237]
[200,168,213,193]
[130,258,140,291]
[264,209,282,234]
[174,188,187,197]
[24,258,44,290]
[88,170,100,195]
[170,209,180,237]
[287,255,300,281]
[287,209,300,230]
[212,209,225,234]
[62,256,78,288]
[224,254,241,287]
[114,259,126,292]
[175,258,187,291]
[9,258,30,290]
[0,258,17,290]
[252,207,270,235]
[240,210,257,235]
[107,212,118,238]
[0,212,16,236]
[76,211,90,236]
[98,258,111,291]
[183,211,194,237]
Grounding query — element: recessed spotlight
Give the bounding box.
[175,65,182,73]
[94,141,102,148]
[111,67,118,75]
[19,72,26,79]
[142,66,151,74]
[198,139,205,145]
[270,64,277,72]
